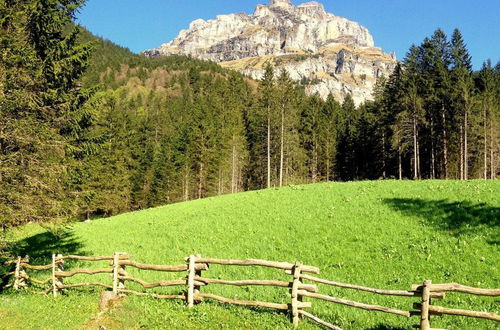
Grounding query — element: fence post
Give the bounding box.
[187,255,196,308]
[420,280,432,330]
[19,256,29,289]
[113,252,127,295]
[291,262,303,327]
[13,257,22,290]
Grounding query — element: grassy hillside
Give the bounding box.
[1,180,499,329]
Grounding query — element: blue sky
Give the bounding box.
[76,0,499,69]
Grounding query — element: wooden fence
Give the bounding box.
[3,253,499,329]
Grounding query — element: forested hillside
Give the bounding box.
[74,28,500,219]
[1,0,499,231]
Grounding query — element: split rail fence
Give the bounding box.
[3,253,499,329]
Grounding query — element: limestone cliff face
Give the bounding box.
[144,0,396,105]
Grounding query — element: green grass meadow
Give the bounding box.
[1,180,499,329]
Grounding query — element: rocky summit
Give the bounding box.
[144,0,397,105]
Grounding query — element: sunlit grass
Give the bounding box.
[1,180,499,329]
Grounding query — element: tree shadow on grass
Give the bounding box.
[1,228,85,291]
[8,228,85,264]
[383,198,500,236]
[365,325,407,330]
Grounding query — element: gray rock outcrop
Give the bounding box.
[144,0,397,105]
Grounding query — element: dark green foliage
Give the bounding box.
[335,95,358,180]
[0,0,95,229]
[246,64,275,189]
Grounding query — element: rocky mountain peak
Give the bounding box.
[298,2,326,17]
[269,0,293,8]
[143,0,396,105]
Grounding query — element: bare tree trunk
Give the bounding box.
[331,142,336,180]
[430,117,436,179]
[460,124,464,180]
[217,168,221,196]
[484,106,488,179]
[398,141,402,180]
[267,107,271,189]
[442,104,449,179]
[285,145,290,186]
[184,170,189,202]
[416,126,421,179]
[237,166,243,193]
[231,137,236,194]
[286,165,289,185]
[413,115,418,180]
[464,109,468,180]
[279,105,284,187]
[491,119,495,180]
[382,131,386,179]
[198,163,203,199]
[312,144,318,183]
[326,145,330,181]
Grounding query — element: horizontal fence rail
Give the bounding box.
[60,255,130,262]
[299,290,412,317]
[193,257,320,274]
[411,283,500,296]
[297,273,445,298]
[118,260,208,272]
[3,253,499,329]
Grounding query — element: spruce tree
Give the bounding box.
[300,94,322,182]
[247,64,275,189]
[450,29,474,179]
[319,95,341,180]
[276,69,295,186]
[335,95,357,181]
[383,64,408,179]
[425,29,452,178]
[476,60,500,179]
[403,46,426,179]
[0,0,94,227]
